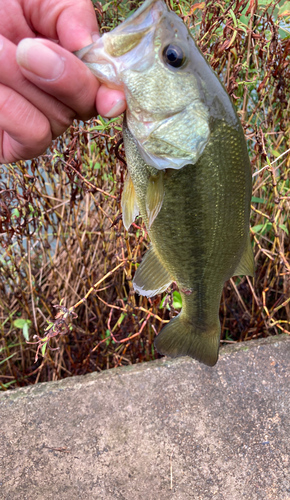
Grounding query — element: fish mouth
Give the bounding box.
[75,0,168,89]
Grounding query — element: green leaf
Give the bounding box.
[251,196,266,203]
[41,342,48,356]
[252,223,272,235]
[102,2,112,13]
[88,125,104,131]
[13,318,32,329]
[251,224,265,233]
[105,329,112,346]
[12,208,20,217]
[159,291,183,310]
[0,379,17,389]
[159,295,168,309]
[0,353,16,366]
[270,149,281,158]
[279,223,289,235]
[22,323,29,342]
[45,322,54,332]
[98,115,106,125]
[172,291,182,309]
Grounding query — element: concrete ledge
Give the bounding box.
[1,335,290,499]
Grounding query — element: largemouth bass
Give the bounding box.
[76,0,254,366]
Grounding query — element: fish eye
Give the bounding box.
[162,44,186,68]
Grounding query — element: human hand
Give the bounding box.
[0,0,126,163]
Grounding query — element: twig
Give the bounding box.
[70,261,125,311]
[60,158,117,199]
[28,240,38,334]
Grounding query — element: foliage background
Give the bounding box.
[0,0,289,389]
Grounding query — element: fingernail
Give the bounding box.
[16,38,65,81]
[104,99,126,118]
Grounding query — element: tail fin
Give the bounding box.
[154,314,220,367]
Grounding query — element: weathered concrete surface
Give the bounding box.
[0,336,290,500]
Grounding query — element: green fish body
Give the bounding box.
[77,0,254,366]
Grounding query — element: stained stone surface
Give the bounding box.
[1,335,290,500]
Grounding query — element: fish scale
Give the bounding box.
[125,117,250,285]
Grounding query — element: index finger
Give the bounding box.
[22,0,99,51]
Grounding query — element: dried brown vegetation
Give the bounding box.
[0,0,289,389]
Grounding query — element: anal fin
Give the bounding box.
[121,172,139,230]
[133,246,172,298]
[233,234,254,277]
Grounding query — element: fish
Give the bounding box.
[76,0,254,366]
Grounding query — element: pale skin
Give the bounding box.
[0,0,126,163]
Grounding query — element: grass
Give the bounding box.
[0,0,289,389]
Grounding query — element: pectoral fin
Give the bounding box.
[121,172,139,230]
[146,171,164,229]
[233,234,254,277]
[133,246,172,298]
